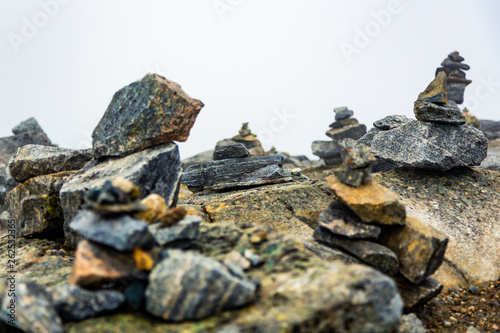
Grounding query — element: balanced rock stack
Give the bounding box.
[314,147,449,310]
[435,51,471,106]
[181,139,307,192]
[311,106,367,165]
[231,122,266,156]
[357,73,488,170]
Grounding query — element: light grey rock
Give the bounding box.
[325,124,367,141]
[311,140,340,158]
[148,215,201,247]
[481,148,500,170]
[398,313,426,333]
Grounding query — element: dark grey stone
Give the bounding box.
[414,101,465,125]
[148,215,201,247]
[329,118,359,129]
[446,83,467,104]
[356,128,380,146]
[481,148,500,170]
[9,145,93,183]
[311,140,340,158]
[448,51,464,62]
[334,167,372,187]
[334,108,354,121]
[325,124,367,141]
[479,119,500,133]
[123,280,148,310]
[318,201,381,239]
[367,120,488,170]
[181,150,213,170]
[313,228,399,276]
[60,143,181,249]
[12,117,46,135]
[145,250,257,321]
[373,115,411,131]
[441,58,470,71]
[50,285,125,321]
[213,143,250,161]
[0,281,63,333]
[68,210,153,251]
[339,141,376,170]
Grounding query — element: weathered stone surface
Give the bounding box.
[311,140,340,158]
[414,100,465,125]
[70,240,141,288]
[318,201,381,238]
[181,150,213,170]
[148,215,201,247]
[134,193,167,223]
[68,210,153,251]
[9,145,93,183]
[325,124,367,141]
[333,167,372,187]
[0,281,63,333]
[6,171,73,237]
[92,74,204,158]
[380,216,448,284]
[181,155,304,192]
[50,285,125,321]
[0,117,53,166]
[314,228,399,275]
[394,275,443,311]
[145,250,257,321]
[399,313,426,333]
[60,143,181,248]
[326,175,406,225]
[373,115,411,130]
[367,121,488,170]
[334,107,354,121]
[417,71,449,104]
[340,142,377,170]
[213,143,250,160]
[329,117,359,129]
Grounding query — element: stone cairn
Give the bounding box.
[435,51,471,107]
[314,144,449,311]
[357,73,488,171]
[311,106,367,165]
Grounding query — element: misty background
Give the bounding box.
[1,0,499,160]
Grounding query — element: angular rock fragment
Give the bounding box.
[334,106,354,121]
[380,217,448,284]
[325,124,367,141]
[9,145,92,183]
[92,74,204,158]
[373,115,411,130]
[68,210,154,251]
[311,140,340,159]
[326,175,406,225]
[334,167,372,187]
[313,228,399,275]
[394,275,443,311]
[417,71,449,104]
[414,100,465,125]
[145,250,257,321]
[148,215,201,247]
[329,117,358,129]
[213,143,250,160]
[399,313,426,333]
[50,285,125,321]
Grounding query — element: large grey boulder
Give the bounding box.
[60,143,182,248]
[9,145,93,183]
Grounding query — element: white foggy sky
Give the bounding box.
[1,0,499,160]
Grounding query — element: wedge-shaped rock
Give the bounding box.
[5,171,73,237]
[417,71,449,104]
[325,124,367,141]
[92,74,204,158]
[9,145,92,183]
[148,215,201,247]
[68,210,154,251]
[326,175,406,225]
[60,143,181,248]
[0,281,63,333]
[70,240,142,288]
[314,228,399,276]
[380,217,448,284]
[318,201,381,239]
[181,155,304,192]
[394,275,443,311]
[50,285,125,322]
[145,250,257,321]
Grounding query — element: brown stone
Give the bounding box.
[417,71,448,104]
[394,275,443,311]
[379,217,448,284]
[135,194,167,223]
[326,175,406,225]
[70,240,141,288]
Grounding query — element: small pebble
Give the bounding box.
[291,168,302,176]
[469,285,479,294]
[443,321,452,327]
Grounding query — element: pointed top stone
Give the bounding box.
[417,71,448,104]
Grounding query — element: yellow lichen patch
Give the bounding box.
[205,204,229,214]
[135,193,167,223]
[158,206,187,226]
[112,176,141,200]
[133,248,154,271]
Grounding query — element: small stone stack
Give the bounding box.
[333,139,377,187]
[311,106,367,165]
[231,122,266,156]
[435,51,471,106]
[314,150,449,310]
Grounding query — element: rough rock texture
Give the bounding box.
[60,143,181,249]
[0,281,63,333]
[50,285,125,321]
[414,101,465,125]
[334,106,354,121]
[9,145,93,183]
[481,148,500,170]
[181,150,213,170]
[146,250,257,321]
[380,217,448,284]
[0,117,53,166]
[212,143,250,160]
[148,215,201,247]
[326,175,406,225]
[181,155,305,192]
[399,313,426,333]
[417,71,449,104]
[5,171,73,237]
[325,124,367,141]
[92,74,204,158]
[366,120,488,170]
[311,140,340,158]
[374,115,411,130]
[68,210,153,251]
[334,167,372,187]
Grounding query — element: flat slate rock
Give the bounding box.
[50,285,125,322]
[367,120,488,170]
[148,215,201,247]
[69,210,153,252]
[394,275,443,311]
[334,107,354,121]
[145,250,257,321]
[92,74,204,158]
[329,117,359,129]
[325,124,367,141]
[311,140,340,158]
[9,145,92,183]
[213,143,250,160]
[414,101,465,125]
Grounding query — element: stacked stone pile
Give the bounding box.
[357,73,488,171]
[435,51,471,106]
[314,144,449,311]
[311,106,367,165]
